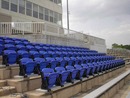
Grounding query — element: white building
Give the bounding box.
[0,0,62,26]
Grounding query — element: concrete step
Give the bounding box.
[0,80,6,87]
[0,66,19,80]
[0,56,3,64]
[0,93,26,98]
[0,86,16,96]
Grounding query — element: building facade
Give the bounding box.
[0,0,62,26]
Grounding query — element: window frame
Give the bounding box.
[19,0,25,14]
[1,0,10,10]
[26,1,32,16]
[33,4,38,18]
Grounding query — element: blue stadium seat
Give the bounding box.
[2,50,17,66]
[59,53,66,57]
[4,40,15,44]
[17,50,30,59]
[20,58,33,64]
[26,45,37,51]
[0,37,3,40]
[32,43,40,46]
[3,37,12,40]
[55,57,67,67]
[34,58,46,62]
[4,44,16,51]
[15,41,24,45]
[41,68,59,91]
[66,66,79,83]
[29,51,42,58]
[87,63,97,75]
[34,58,49,74]
[55,51,62,56]
[16,45,27,51]
[48,51,55,56]
[64,57,75,66]
[69,57,77,65]
[81,57,88,64]
[55,67,70,86]
[92,62,100,74]
[101,62,107,71]
[56,48,62,51]
[74,65,86,80]
[35,46,44,51]
[0,44,4,55]
[71,53,77,57]
[22,39,29,42]
[97,62,104,72]
[42,46,50,51]
[23,42,30,46]
[39,51,51,58]
[52,53,59,58]
[46,57,59,69]
[75,57,82,64]
[81,64,91,77]
[49,47,56,51]
[61,48,67,52]
[62,52,68,57]
[19,58,36,77]
[0,39,4,45]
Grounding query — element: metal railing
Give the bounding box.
[0,22,89,41]
[0,22,45,35]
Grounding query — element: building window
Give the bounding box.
[1,0,9,10]
[58,14,62,25]
[54,0,58,4]
[49,10,53,22]
[57,0,62,5]
[33,4,38,18]
[50,0,61,5]
[26,1,32,16]
[39,6,45,20]
[11,0,18,12]
[19,0,25,14]
[45,9,49,21]
[54,12,58,24]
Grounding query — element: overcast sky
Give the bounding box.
[62,0,130,48]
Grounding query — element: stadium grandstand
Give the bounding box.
[0,0,130,98]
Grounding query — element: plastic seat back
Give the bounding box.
[18,50,30,59]
[3,50,17,66]
[42,68,58,89]
[4,44,16,51]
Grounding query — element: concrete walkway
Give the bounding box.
[71,75,120,98]
[112,81,130,98]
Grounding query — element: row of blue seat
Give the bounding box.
[0,44,103,55]
[18,57,123,77]
[2,50,115,67]
[18,57,124,91]
[0,44,95,53]
[43,59,124,91]
[0,37,28,42]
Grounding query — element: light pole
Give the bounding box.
[67,0,70,34]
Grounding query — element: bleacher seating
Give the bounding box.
[0,36,125,92]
